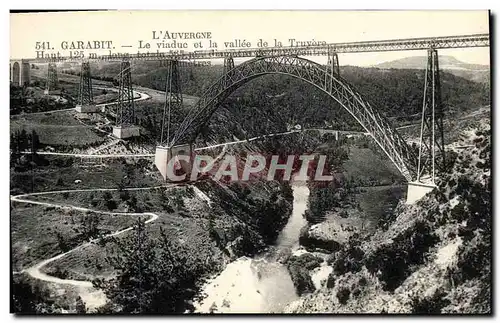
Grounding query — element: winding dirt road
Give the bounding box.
[11,185,179,310]
[11,186,175,286]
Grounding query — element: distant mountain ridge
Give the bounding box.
[375,55,489,70]
[374,56,490,84]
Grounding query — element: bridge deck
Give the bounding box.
[18,33,489,63]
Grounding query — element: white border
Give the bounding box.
[2,2,497,323]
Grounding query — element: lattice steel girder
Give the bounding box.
[78,61,94,105]
[46,62,58,91]
[28,34,489,63]
[416,49,446,182]
[160,59,183,145]
[171,55,416,181]
[116,60,135,126]
[223,56,235,87]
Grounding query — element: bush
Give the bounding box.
[75,296,86,314]
[337,287,350,304]
[55,232,70,252]
[364,221,438,291]
[11,275,60,314]
[332,245,364,275]
[286,254,323,296]
[450,236,490,284]
[120,190,131,201]
[326,272,336,288]
[105,199,117,211]
[332,235,364,275]
[94,220,205,313]
[411,291,450,314]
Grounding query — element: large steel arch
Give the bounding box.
[171,55,417,181]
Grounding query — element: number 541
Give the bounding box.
[35,42,51,50]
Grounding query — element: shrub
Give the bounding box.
[337,287,350,304]
[411,291,450,314]
[326,272,336,288]
[364,221,438,291]
[332,237,364,275]
[55,232,70,252]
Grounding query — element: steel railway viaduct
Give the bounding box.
[11,33,490,203]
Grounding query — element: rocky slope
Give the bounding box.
[285,125,491,314]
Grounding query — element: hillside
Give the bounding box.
[48,59,490,148]
[11,141,295,313]
[126,64,489,146]
[285,124,491,314]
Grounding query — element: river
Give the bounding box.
[193,184,310,313]
[192,184,405,313]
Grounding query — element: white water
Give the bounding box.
[194,184,310,313]
[275,185,309,249]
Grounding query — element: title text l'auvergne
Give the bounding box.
[151,31,212,40]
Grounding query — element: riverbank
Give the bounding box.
[193,184,309,313]
[192,179,408,313]
[285,126,491,313]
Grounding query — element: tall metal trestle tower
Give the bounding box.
[78,62,94,106]
[117,60,135,126]
[325,49,340,91]
[45,62,58,94]
[416,48,446,184]
[160,59,183,146]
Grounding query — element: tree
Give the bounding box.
[103,192,117,211]
[94,220,202,313]
[19,129,29,152]
[55,232,70,252]
[11,275,60,314]
[30,130,40,156]
[79,213,101,240]
[75,296,86,314]
[10,132,21,164]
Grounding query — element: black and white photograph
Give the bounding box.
[8,10,492,315]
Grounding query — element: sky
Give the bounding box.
[10,10,490,66]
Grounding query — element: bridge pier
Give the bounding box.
[112,125,140,139]
[75,104,100,113]
[155,144,193,181]
[406,181,436,204]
